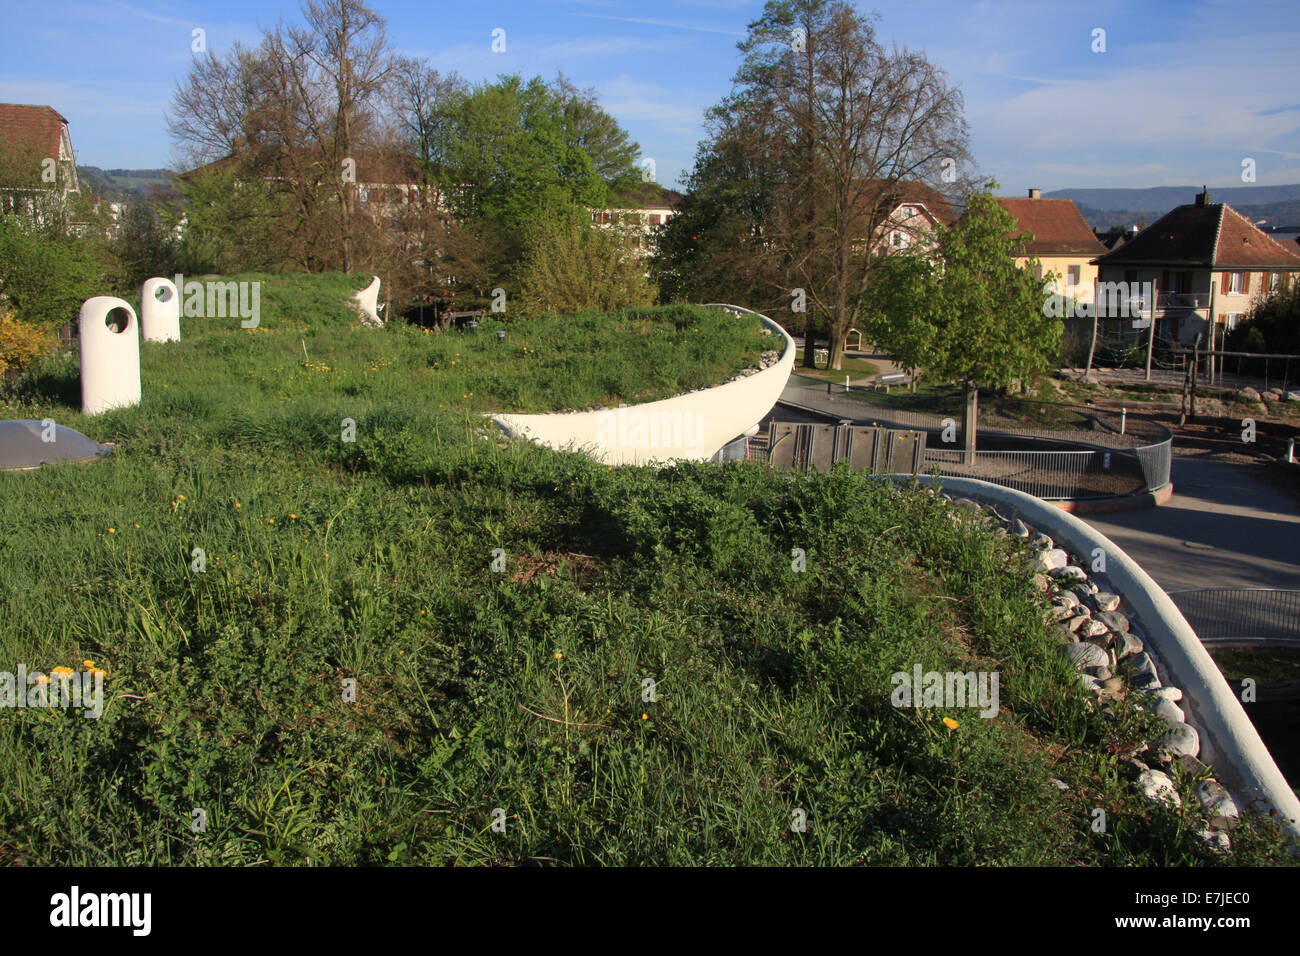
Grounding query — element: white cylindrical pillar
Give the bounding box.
[140,277,181,342]
[79,296,141,416]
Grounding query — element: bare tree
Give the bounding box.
[724,0,973,369]
[271,0,393,272]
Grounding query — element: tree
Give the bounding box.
[517,210,655,317]
[431,75,641,268]
[690,0,972,369]
[865,187,1062,456]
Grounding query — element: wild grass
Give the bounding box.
[0,274,1292,865]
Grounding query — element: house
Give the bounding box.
[856,179,957,255]
[0,103,81,226]
[1091,188,1300,344]
[994,189,1108,304]
[591,184,682,256]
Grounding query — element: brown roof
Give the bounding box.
[609,183,682,210]
[993,197,1107,257]
[1093,200,1300,269]
[857,179,957,226]
[0,103,69,159]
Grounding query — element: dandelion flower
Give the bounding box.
[554,652,562,659]
[943,717,959,730]
[134,524,140,528]
[90,668,107,679]
[33,674,49,685]
[108,528,115,533]
[51,666,73,678]
[268,518,274,524]
[641,713,649,720]
[289,514,296,520]
[82,660,95,668]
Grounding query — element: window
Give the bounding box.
[1272,272,1282,291]
[1228,272,1242,294]
[1067,265,1081,286]
[900,205,916,218]
[890,230,906,248]
[1225,312,1241,329]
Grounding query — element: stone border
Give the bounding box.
[488,305,795,466]
[894,474,1300,843]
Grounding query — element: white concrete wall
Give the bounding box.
[898,474,1300,838]
[488,305,794,466]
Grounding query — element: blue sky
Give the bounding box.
[2,0,1298,196]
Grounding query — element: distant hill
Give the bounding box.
[1050,185,1300,232]
[77,166,178,202]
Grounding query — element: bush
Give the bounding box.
[0,305,53,379]
[517,212,656,317]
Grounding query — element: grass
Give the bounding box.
[0,273,1293,865]
[790,351,880,383]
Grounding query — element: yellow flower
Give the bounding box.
[268,518,274,524]
[90,668,107,679]
[235,503,241,509]
[178,494,185,500]
[641,713,649,720]
[134,523,140,528]
[82,660,95,668]
[108,527,115,533]
[51,666,73,678]
[554,652,562,659]
[33,674,49,685]
[289,514,296,520]
[943,717,959,731]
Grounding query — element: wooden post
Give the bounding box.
[1144,279,1157,382]
[961,382,978,466]
[1190,332,1201,421]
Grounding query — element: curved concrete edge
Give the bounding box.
[1051,482,1174,514]
[488,305,795,466]
[892,473,1300,839]
[355,276,383,327]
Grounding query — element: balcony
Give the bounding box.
[1156,292,1210,312]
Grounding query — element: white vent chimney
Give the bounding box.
[1028,188,1042,199]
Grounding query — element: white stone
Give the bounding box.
[1063,642,1109,669]
[1160,722,1200,758]
[1196,780,1239,819]
[1197,828,1231,852]
[1039,548,1068,571]
[1138,769,1181,808]
[1154,697,1185,725]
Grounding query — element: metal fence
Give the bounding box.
[774,390,1173,500]
[1166,589,1300,646]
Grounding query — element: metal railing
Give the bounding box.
[1166,589,1300,646]
[777,390,1173,499]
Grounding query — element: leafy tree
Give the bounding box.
[432,75,638,265]
[517,210,655,316]
[865,187,1061,453]
[676,0,972,369]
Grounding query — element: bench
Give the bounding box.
[873,371,909,393]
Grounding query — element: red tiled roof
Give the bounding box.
[0,103,69,159]
[857,179,957,226]
[1094,200,1300,269]
[993,197,1107,257]
[180,149,425,185]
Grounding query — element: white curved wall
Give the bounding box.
[488,305,795,466]
[899,474,1300,838]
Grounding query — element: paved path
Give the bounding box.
[1082,451,1300,592]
